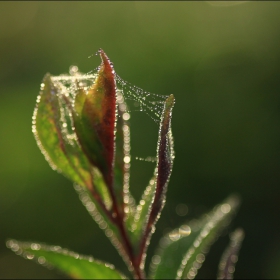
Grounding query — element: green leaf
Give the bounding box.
[32,74,93,189]
[149,219,204,279]
[217,228,244,280]
[129,175,156,245]
[7,240,127,279]
[33,73,114,211]
[133,95,175,262]
[149,195,240,279]
[73,49,116,189]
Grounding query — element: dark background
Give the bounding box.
[1,1,280,279]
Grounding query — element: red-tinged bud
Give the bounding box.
[73,49,117,189]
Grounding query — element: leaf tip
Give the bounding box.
[98,49,112,67]
[162,94,175,126]
[166,94,175,108]
[42,73,52,83]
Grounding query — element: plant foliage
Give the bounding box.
[8,49,243,279]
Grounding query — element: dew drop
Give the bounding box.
[179,225,191,236]
[38,256,46,265]
[26,253,34,260]
[176,203,188,216]
[193,240,200,248]
[123,156,131,163]
[228,265,235,274]
[169,229,180,241]
[123,112,130,120]
[140,199,145,206]
[221,203,231,214]
[152,255,161,265]
[136,205,142,211]
[196,253,205,264]
[69,65,79,75]
[10,243,19,252]
[31,243,41,250]
[105,229,113,238]
[51,246,61,252]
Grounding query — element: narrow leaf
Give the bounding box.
[177,195,240,280]
[7,240,127,279]
[73,49,116,188]
[217,228,244,280]
[149,218,206,279]
[136,94,175,265]
[129,176,156,244]
[149,195,240,279]
[32,74,93,189]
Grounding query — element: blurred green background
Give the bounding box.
[1,1,280,278]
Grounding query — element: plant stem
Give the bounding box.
[115,212,145,279]
[106,175,145,279]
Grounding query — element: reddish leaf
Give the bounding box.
[73,49,116,189]
[153,94,175,216]
[136,94,175,266]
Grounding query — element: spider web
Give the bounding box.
[51,66,168,123]
[51,66,168,162]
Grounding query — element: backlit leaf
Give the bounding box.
[134,94,175,265]
[217,228,244,280]
[149,195,240,279]
[73,49,116,189]
[7,240,127,279]
[129,176,156,245]
[32,74,93,189]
